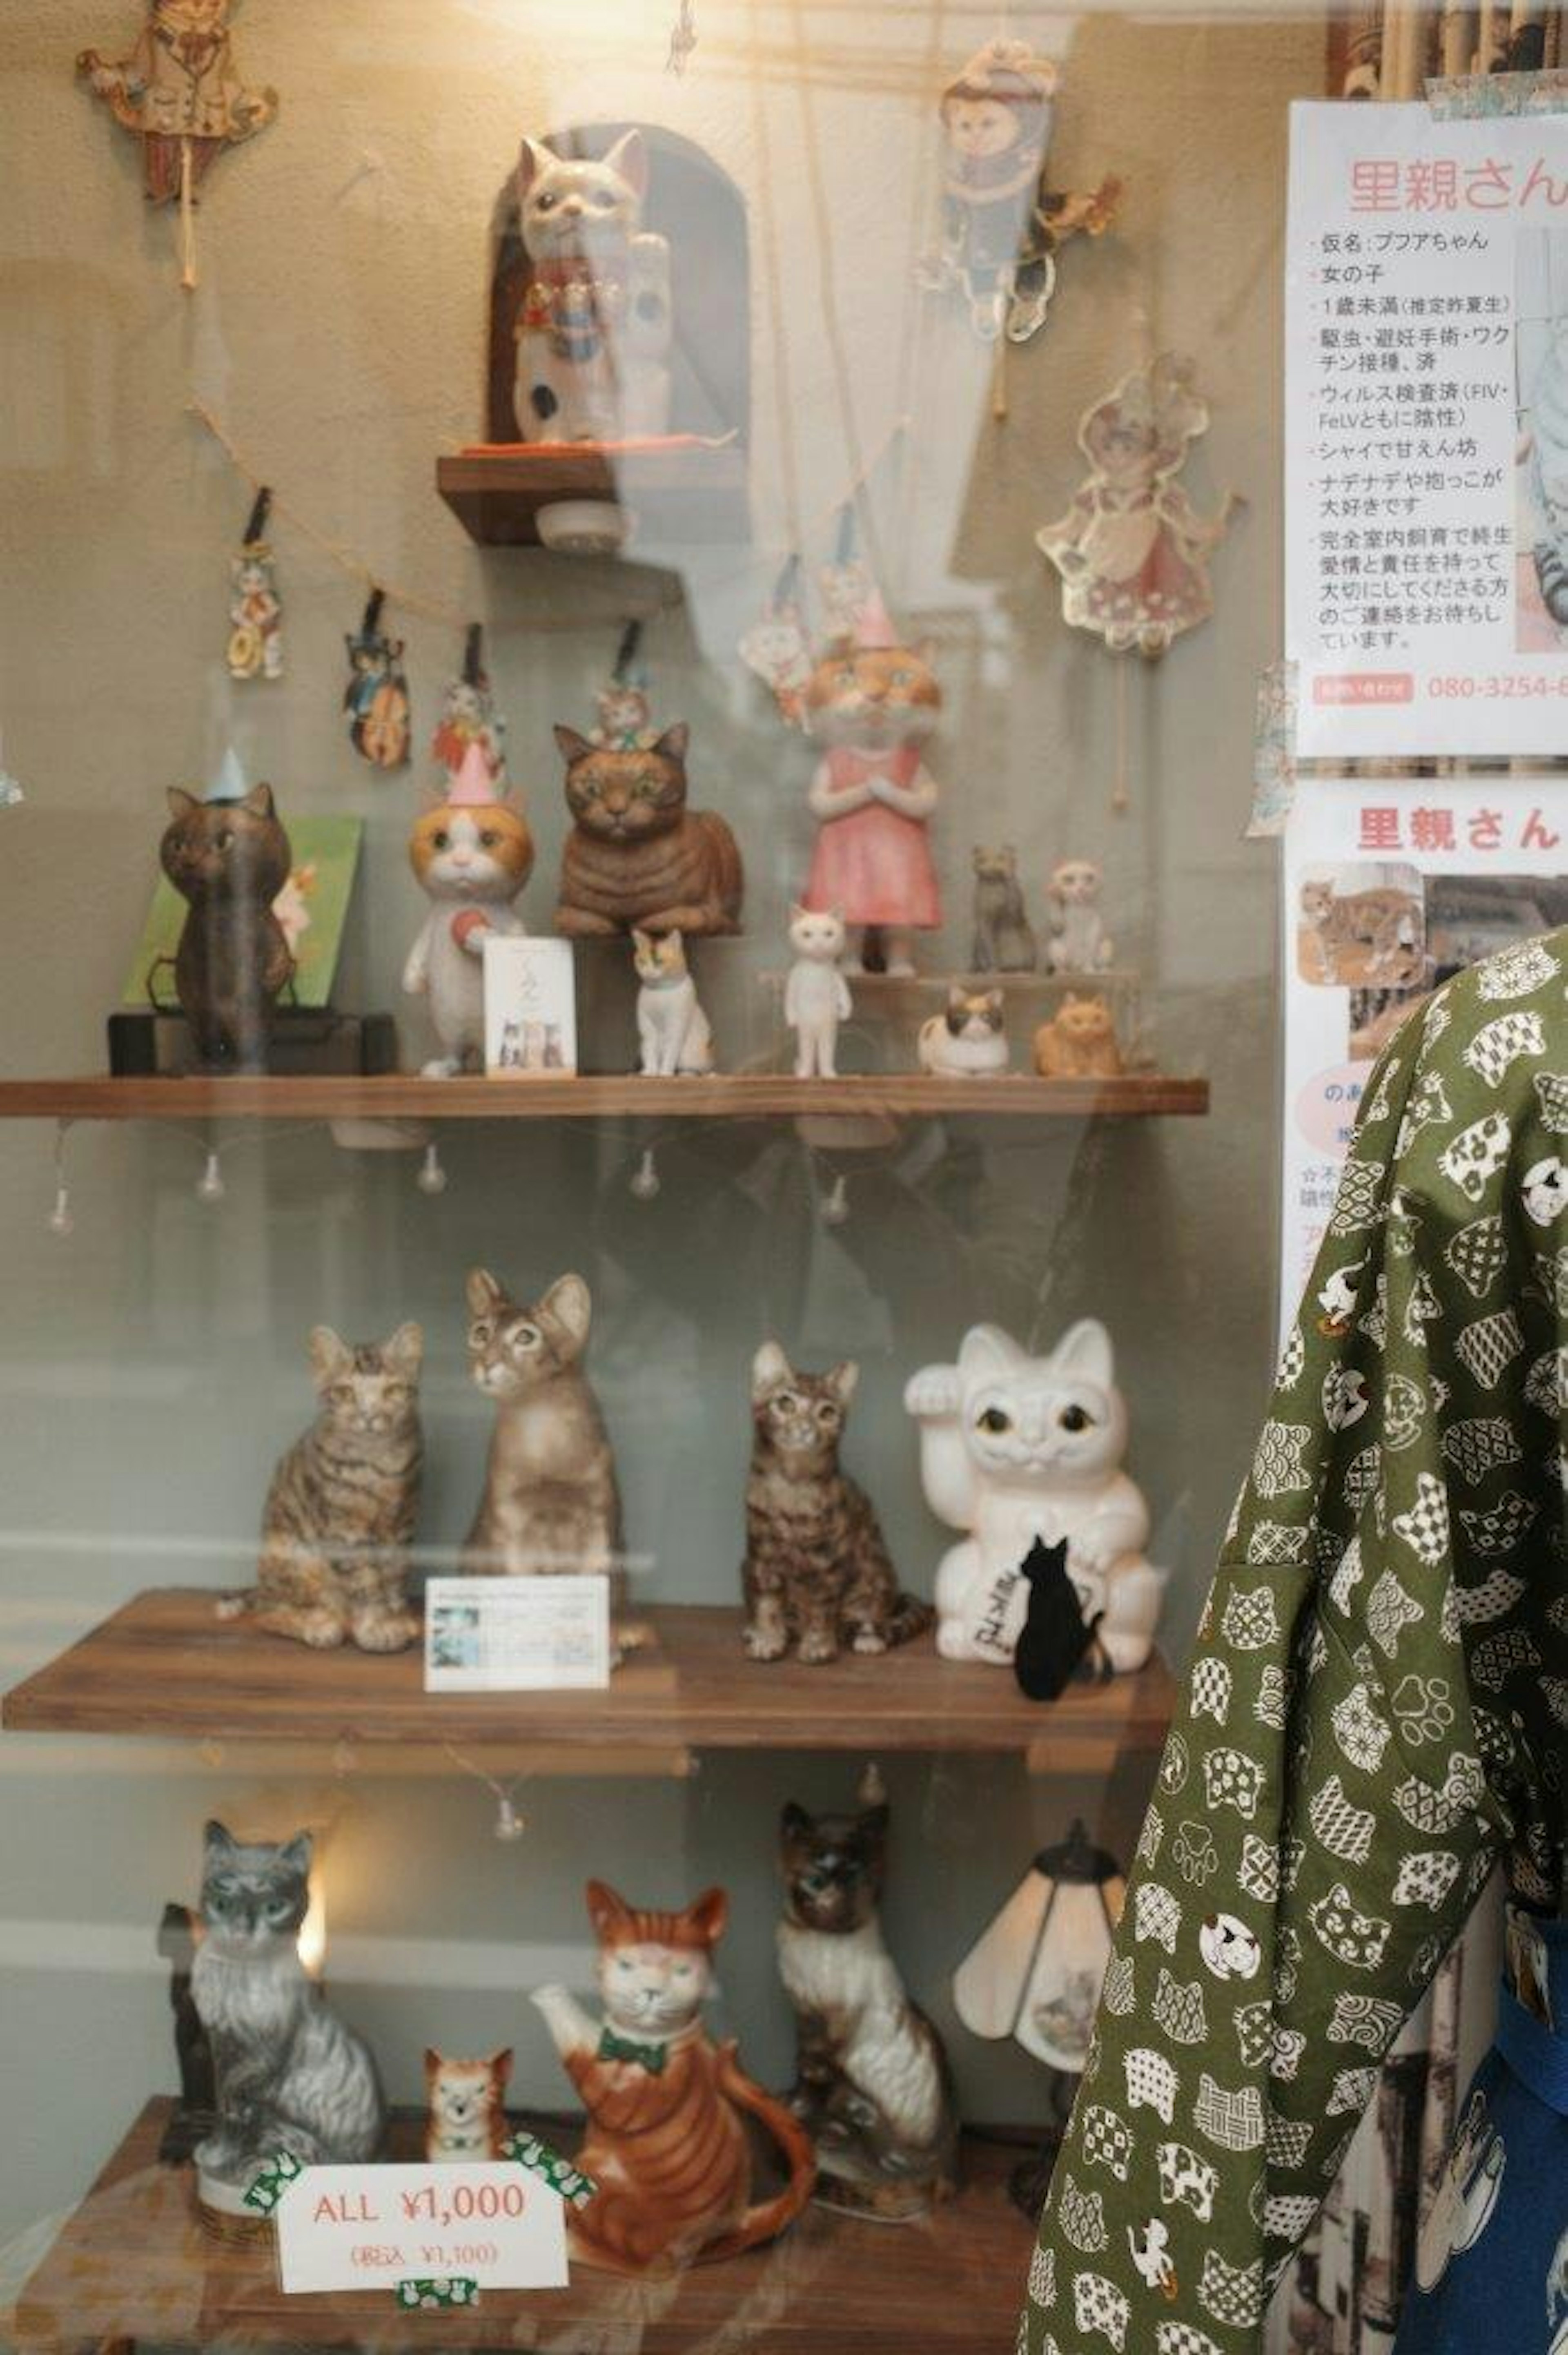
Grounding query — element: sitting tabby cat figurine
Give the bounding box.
[425,2048,512,2162]
[191,1822,383,2217]
[553,720,743,939]
[742,1342,932,1664]
[218,1324,423,1652]
[777,1796,959,2221]
[512,132,672,446]
[461,1269,623,1582]
[531,1879,815,2274]
[1033,993,1124,1080]
[156,781,294,1069]
[917,984,1010,1076]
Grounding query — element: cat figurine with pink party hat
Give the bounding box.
[403,734,535,1079]
[801,595,942,977]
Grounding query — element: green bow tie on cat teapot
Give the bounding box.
[597,2026,667,2074]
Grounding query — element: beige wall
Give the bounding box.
[0,0,1321,2254]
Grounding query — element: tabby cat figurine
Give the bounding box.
[461,1269,622,1581]
[777,1797,959,2221]
[531,1880,815,2274]
[219,1325,423,1652]
[425,2049,512,2162]
[157,783,294,1068]
[191,1823,383,2216]
[741,1342,932,1664]
[553,722,743,938]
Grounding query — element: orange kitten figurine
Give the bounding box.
[531,1880,815,2274]
[1033,993,1124,1079]
[424,2049,512,2162]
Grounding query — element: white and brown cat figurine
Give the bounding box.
[633,929,715,1076]
[514,133,672,445]
[917,986,1009,1077]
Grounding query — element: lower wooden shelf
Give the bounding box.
[1,1589,1174,1773]
[10,2100,1036,2354]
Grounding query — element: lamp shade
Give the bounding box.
[953,1820,1124,2072]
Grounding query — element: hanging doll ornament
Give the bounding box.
[1037,352,1238,659]
[738,556,813,730]
[920,41,1120,348]
[816,504,878,645]
[590,622,658,751]
[226,486,282,683]
[343,590,411,771]
[432,625,506,787]
[77,0,277,291]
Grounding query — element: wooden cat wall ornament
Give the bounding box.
[552,721,743,939]
[156,781,294,1068]
[531,1880,815,2274]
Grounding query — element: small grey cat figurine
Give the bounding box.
[970,845,1038,972]
[777,1797,959,2220]
[191,1823,383,2208]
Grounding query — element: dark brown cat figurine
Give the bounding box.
[553,723,743,938]
[157,784,294,1068]
[741,1343,932,1664]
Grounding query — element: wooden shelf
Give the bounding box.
[2,1590,1174,1773]
[436,444,750,546]
[10,2100,1035,2354]
[0,1072,1210,1123]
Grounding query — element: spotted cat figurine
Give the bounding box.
[741,1343,932,1664]
[218,1324,423,1651]
[553,722,743,939]
[156,782,294,1068]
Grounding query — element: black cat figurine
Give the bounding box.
[156,783,294,1069]
[1012,1536,1106,1699]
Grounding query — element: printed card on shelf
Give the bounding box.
[274,2160,568,2294]
[483,935,577,1076]
[423,1574,611,1692]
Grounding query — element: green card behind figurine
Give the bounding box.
[123,814,363,1012]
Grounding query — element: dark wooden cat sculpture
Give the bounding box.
[552,723,743,938]
[157,784,294,1068]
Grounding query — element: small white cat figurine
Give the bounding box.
[633,929,714,1076]
[784,903,852,1078]
[514,132,672,445]
[1045,858,1115,974]
[917,986,1010,1077]
[904,1319,1164,1673]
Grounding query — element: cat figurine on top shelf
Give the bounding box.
[633,928,715,1075]
[513,131,672,445]
[784,903,853,1079]
[970,846,1038,973]
[917,986,1010,1077]
[532,1880,815,2273]
[553,719,743,939]
[904,1319,1164,1672]
[191,1823,383,2222]
[1033,994,1124,1080]
[156,779,294,1070]
[801,598,941,977]
[742,1343,932,1665]
[425,2049,512,2162]
[1043,857,1114,973]
[217,1324,423,1653]
[403,746,534,1078]
[777,1795,959,2222]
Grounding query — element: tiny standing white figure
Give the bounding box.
[1044,858,1114,973]
[513,132,672,444]
[784,904,852,1079]
[633,929,715,1076]
[904,1319,1164,1673]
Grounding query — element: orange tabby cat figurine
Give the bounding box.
[1033,992,1124,1079]
[424,2049,512,2163]
[531,1880,815,2275]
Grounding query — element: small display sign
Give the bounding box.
[423,1574,612,1692]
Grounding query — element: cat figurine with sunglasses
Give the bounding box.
[513,132,672,445]
[904,1318,1163,1671]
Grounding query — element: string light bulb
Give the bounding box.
[494,1794,526,1843]
[48,1185,74,1238]
[416,1143,448,1197]
[821,1173,851,1228]
[630,1147,661,1202]
[196,1150,226,1204]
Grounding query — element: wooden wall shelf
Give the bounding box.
[0,1073,1210,1124]
[2,1590,1174,1773]
[11,2099,1035,2354]
[436,444,750,547]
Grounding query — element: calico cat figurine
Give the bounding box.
[777,1797,959,2221]
[553,722,743,938]
[970,845,1038,972]
[531,1880,815,2273]
[461,1269,622,1582]
[403,756,535,1078]
[1033,993,1124,1079]
[191,1823,383,2212]
[918,985,1010,1076]
[425,2049,512,2162]
[633,928,715,1075]
[513,133,672,444]
[218,1324,423,1652]
[742,1343,932,1664]
[157,783,294,1068]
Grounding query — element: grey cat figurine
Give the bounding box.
[461,1269,623,1581]
[970,845,1037,973]
[777,1796,959,2221]
[191,1823,383,2216]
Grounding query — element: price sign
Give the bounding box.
[274,2163,568,2295]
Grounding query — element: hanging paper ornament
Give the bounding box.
[817,505,876,642]
[919,40,1120,347]
[77,0,277,290]
[590,622,658,750]
[738,555,813,730]
[1036,352,1238,660]
[432,625,506,787]
[226,486,283,683]
[343,591,411,770]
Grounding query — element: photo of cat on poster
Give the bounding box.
[1517,228,1568,651]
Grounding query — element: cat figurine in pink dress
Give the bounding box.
[800,600,942,978]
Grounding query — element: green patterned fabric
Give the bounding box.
[1022,934,1568,2355]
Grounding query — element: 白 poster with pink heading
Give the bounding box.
[1287,100,1568,756]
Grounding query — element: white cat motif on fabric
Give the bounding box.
[514,132,672,446]
[904,1318,1165,1671]
[633,930,714,1075]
